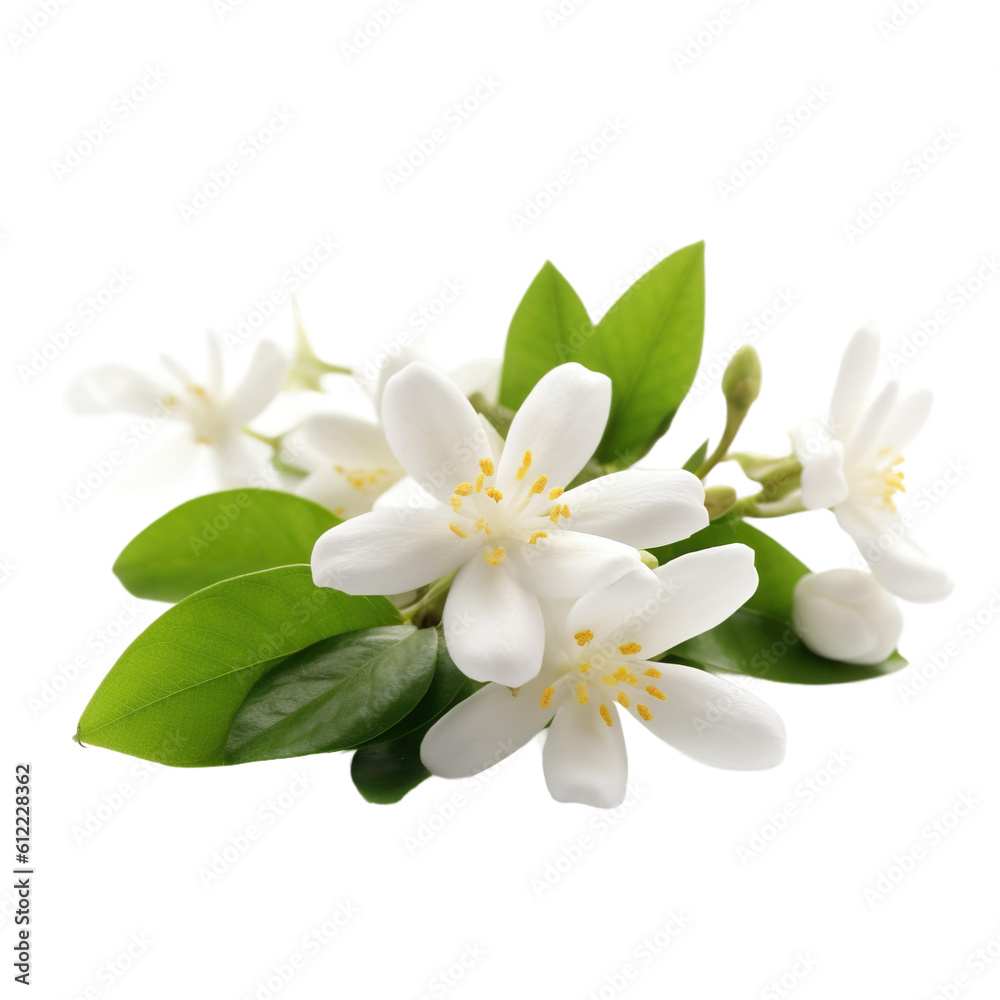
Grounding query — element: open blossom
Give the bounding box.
[420,546,786,807]
[295,354,501,517]
[793,569,903,665]
[311,361,709,686]
[790,323,951,603]
[66,335,287,486]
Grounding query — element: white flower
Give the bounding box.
[66,335,287,486]
[420,546,786,807]
[311,361,710,686]
[294,353,501,517]
[790,323,951,602]
[793,569,903,665]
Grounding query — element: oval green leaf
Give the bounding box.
[113,489,339,602]
[76,566,399,765]
[225,626,439,764]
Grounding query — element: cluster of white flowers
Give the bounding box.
[68,310,949,808]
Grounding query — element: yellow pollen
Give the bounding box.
[479,458,494,476]
[541,687,555,709]
[189,385,208,398]
[454,483,473,496]
[637,704,653,721]
[579,662,591,674]
[617,692,630,708]
[450,497,463,511]
[485,487,504,503]
[195,434,212,444]
[574,630,594,646]
[516,450,532,481]
[529,475,548,495]
[474,517,492,535]
[577,684,589,704]
[548,505,562,523]
[449,522,468,539]
[613,665,638,685]
[646,685,666,701]
[528,531,548,545]
[548,487,563,500]
[561,504,571,519]
[475,474,484,493]
[483,547,506,566]
[602,675,618,685]
[163,394,180,409]
[643,667,662,678]
[599,704,613,727]
[509,687,520,698]
[619,643,642,655]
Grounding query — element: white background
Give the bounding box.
[3,0,999,997]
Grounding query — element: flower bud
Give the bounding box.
[704,485,736,520]
[721,345,762,411]
[639,549,659,570]
[793,570,902,665]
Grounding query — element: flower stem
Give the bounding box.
[402,571,457,628]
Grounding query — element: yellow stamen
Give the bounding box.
[195,434,212,444]
[617,692,630,708]
[528,531,548,545]
[619,643,642,655]
[475,474,484,493]
[643,667,662,678]
[561,504,571,519]
[637,704,653,721]
[548,505,562,523]
[189,385,208,398]
[541,686,554,709]
[449,522,468,538]
[579,662,591,674]
[613,666,638,685]
[454,483,473,496]
[483,547,506,566]
[602,675,618,685]
[509,687,519,697]
[529,475,548,495]
[599,704,613,727]
[646,685,666,701]
[516,450,532,481]
[485,487,504,503]
[450,497,463,511]
[473,516,492,536]
[574,630,594,646]
[479,458,494,476]
[548,487,563,500]
[577,684,589,704]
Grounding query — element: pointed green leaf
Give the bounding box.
[76,566,399,765]
[683,440,709,474]
[113,489,339,603]
[225,626,438,764]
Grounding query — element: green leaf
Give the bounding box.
[351,678,482,804]
[683,440,709,474]
[113,489,339,603]
[225,626,438,764]
[76,566,399,766]
[577,242,705,466]
[651,517,906,683]
[499,261,593,412]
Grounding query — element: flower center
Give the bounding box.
[447,451,571,567]
[855,448,905,512]
[335,465,392,490]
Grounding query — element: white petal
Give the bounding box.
[566,566,663,652]
[828,322,880,438]
[64,365,170,416]
[834,503,953,602]
[511,530,642,599]
[628,663,785,770]
[443,556,545,686]
[381,363,492,505]
[630,545,759,655]
[559,469,708,548]
[543,703,628,807]
[878,388,933,452]
[296,466,389,519]
[791,418,848,509]
[497,363,611,490]
[420,677,553,779]
[311,505,472,594]
[371,475,438,511]
[844,380,900,464]
[449,357,502,405]
[228,341,288,424]
[205,331,225,398]
[300,412,396,466]
[211,432,270,487]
